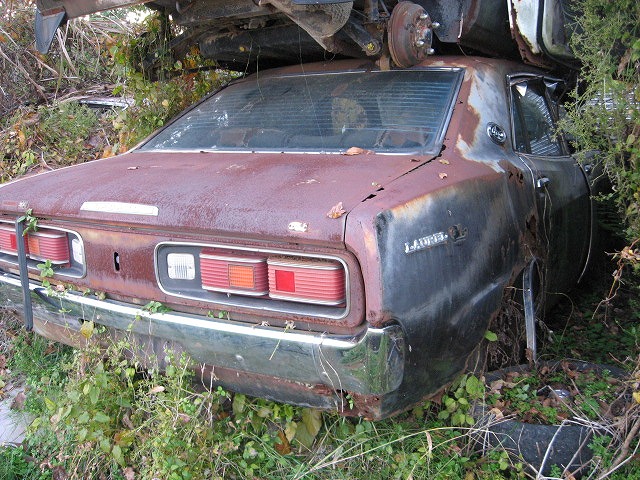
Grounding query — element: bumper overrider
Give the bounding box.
[0,271,405,412]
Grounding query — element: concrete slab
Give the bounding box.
[0,383,30,446]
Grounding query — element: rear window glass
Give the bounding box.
[139,69,462,154]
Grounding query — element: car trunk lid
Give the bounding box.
[0,151,433,246]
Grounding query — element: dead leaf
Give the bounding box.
[275,430,292,455]
[343,146,373,155]
[284,421,297,442]
[438,159,450,165]
[0,354,6,370]
[148,385,165,395]
[11,391,26,410]
[102,146,114,159]
[488,407,504,419]
[122,413,135,429]
[489,379,504,394]
[123,468,135,480]
[438,172,448,179]
[326,202,346,219]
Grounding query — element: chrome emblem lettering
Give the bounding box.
[404,232,448,254]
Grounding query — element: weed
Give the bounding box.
[438,374,485,426]
[7,329,72,417]
[484,362,626,424]
[0,446,48,480]
[17,208,38,235]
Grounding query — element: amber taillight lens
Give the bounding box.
[26,230,70,264]
[267,258,346,305]
[200,250,269,296]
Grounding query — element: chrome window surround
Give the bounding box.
[139,67,464,157]
[155,241,351,321]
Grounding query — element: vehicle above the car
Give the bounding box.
[0,56,592,419]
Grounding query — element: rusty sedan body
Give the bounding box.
[0,56,592,419]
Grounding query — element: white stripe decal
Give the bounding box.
[80,201,159,216]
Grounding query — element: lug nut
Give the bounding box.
[419,13,428,20]
[416,40,425,47]
[432,21,441,29]
[427,48,435,55]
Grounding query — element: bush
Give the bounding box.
[563,0,640,242]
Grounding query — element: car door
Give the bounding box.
[509,75,592,298]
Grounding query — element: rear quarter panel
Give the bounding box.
[344,58,538,410]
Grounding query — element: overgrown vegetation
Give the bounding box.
[0,307,638,479]
[1,0,640,478]
[0,2,230,181]
[563,0,640,256]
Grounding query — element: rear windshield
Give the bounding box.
[139,68,462,154]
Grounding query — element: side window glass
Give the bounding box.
[511,81,562,156]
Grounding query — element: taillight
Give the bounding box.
[0,224,27,255]
[26,230,70,264]
[268,258,345,305]
[200,250,269,296]
[156,243,349,316]
[0,221,84,278]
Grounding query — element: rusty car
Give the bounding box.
[1,0,594,419]
[0,55,594,419]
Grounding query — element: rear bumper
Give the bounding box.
[0,272,405,401]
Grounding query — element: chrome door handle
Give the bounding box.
[536,177,550,189]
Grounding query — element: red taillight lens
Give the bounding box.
[26,230,70,264]
[0,224,25,254]
[200,250,269,296]
[268,258,345,305]
[274,269,296,292]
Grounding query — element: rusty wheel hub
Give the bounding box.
[387,1,436,68]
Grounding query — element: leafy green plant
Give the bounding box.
[17,208,38,235]
[438,374,485,426]
[0,445,49,480]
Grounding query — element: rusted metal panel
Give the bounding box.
[0,150,433,247]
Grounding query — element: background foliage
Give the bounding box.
[564,0,640,246]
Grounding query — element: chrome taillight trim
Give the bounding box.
[201,285,270,296]
[200,252,267,263]
[267,258,343,270]
[267,292,345,306]
[154,241,350,321]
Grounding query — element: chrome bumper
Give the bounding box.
[0,272,404,396]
